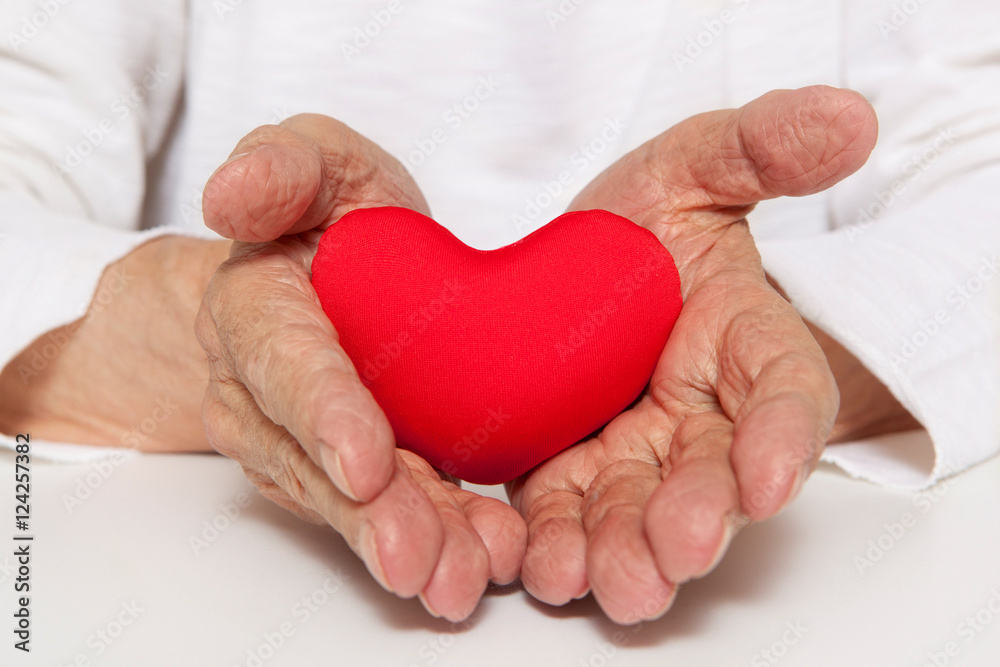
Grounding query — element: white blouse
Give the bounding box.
[1,0,997,489]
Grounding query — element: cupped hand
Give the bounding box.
[195,114,526,621]
[507,86,878,623]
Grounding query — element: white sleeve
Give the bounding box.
[757,11,1000,490]
[0,0,192,457]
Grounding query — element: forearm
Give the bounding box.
[804,320,921,443]
[766,274,920,443]
[0,236,231,451]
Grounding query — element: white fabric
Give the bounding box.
[1,0,997,489]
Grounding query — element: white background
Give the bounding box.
[1,432,999,667]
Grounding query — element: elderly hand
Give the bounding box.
[507,86,879,623]
[195,114,526,621]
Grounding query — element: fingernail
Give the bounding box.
[206,151,254,190]
[702,520,735,577]
[358,521,394,593]
[787,465,810,507]
[774,464,809,514]
[220,151,253,169]
[321,447,360,502]
[418,592,442,619]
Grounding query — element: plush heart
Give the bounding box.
[311,207,682,484]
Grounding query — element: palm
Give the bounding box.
[508,86,878,623]
[200,114,526,623]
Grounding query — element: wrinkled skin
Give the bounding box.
[508,86,878,622]
[195,85,878,623]
[196,116,527,622]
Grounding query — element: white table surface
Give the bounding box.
[2,434,999,667]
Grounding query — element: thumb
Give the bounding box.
[570,85,877,229]
[202,113,430,242]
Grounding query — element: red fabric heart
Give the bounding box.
[311,207,682,484]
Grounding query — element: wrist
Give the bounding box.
[803,321,921,442]
[0,235,231,450]
[765,274,921,443]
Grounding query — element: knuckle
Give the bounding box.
[251,473,326,524]
[267,436,317,509]
[193,301,222,357]
[200,393,240,459]
[397,448,439,479]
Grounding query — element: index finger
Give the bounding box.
[196,239,397,503]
